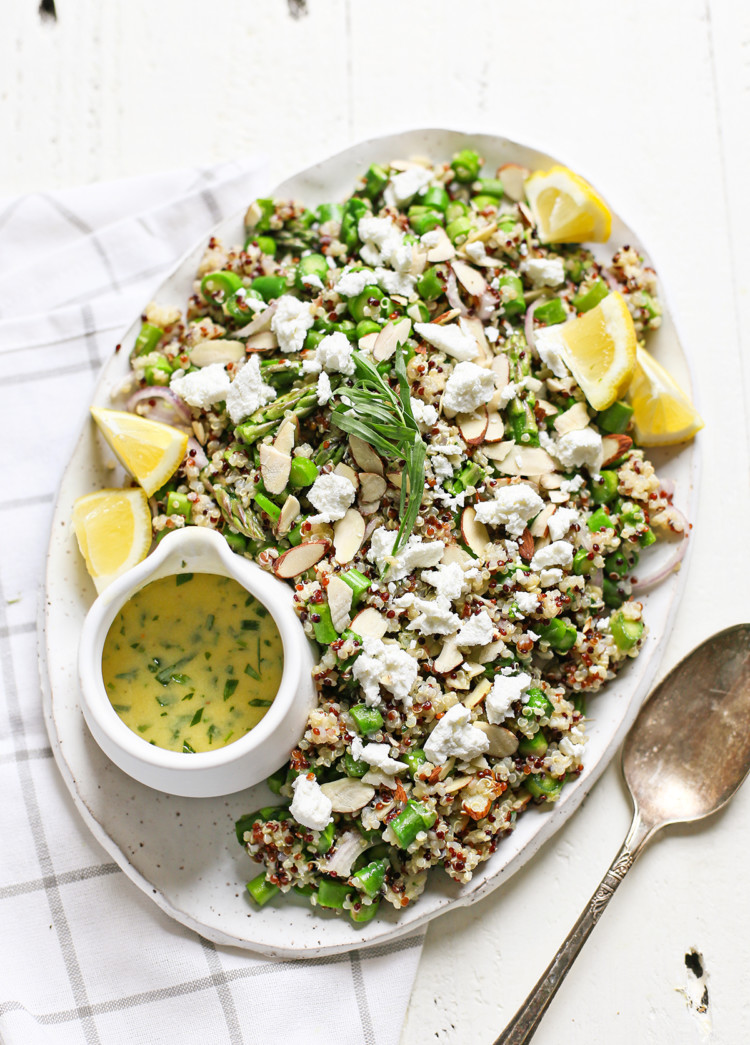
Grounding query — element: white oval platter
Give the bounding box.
[40,128,699,958]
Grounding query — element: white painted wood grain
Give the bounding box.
[2,0,749,1041]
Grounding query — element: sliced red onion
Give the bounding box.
[659,477,675,498]
[127,386,192,427]
[477,289,497,322]
[602,268,623,293]
[591,567,604,589]
[363,517,381,542]
[630,535,688,593]
[445,271,468,315]
[186,436,208,470]
[524,299,542,352]
[233,299,278,338]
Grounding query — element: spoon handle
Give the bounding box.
[493,809,656,1045]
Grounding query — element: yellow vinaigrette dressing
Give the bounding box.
[101,573,283,753]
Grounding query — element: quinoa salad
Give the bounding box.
[112,149,689,925]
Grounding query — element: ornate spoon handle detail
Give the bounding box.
[493,808,658,1045]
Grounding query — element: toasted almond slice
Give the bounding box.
[359,472,387,502]
[440,544,475,568]
[466,222,498,244]
[452,259,487,297]
[350,606,388,640]
[189,339,245,367]
[518,528,535,561]
[489,356,511,409]
[475,722,519,757]
[461,506,490,557]
[601,433,633,466]
[372,316,412,362]
[434,637,464,675]
[333,508,365,564]
[333,462,359,489]
[410,246,428,277]
[483,439,515,463]
[358,331,380,352]
[535,398,558,417]
[539,473,563,490]
[320,778,375,813]
[273,540,328,578]
[349,435,383,476]
[327,574,353,633]
[273,417,297,455]
[358,501,380,516]
[554,401,590,436]
[425,226,455,262]
[244,331,278,352]
[459,315,492,366]
[386,470,410,492]
[457,407,489,445]
[497,163,529,202]
[442,774,474,795]
[432,307,461,325]
[275,494,300,537]
[463,678,491,709]
[484,410,505,442]
[529,503,557,538]
[497,446,557,476]
[260,444,291,494]
[475,639,507,664]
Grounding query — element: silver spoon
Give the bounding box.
[495,622,750,1045]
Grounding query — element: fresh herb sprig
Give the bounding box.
[331,345,426,555]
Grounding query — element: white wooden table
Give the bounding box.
[4,1,749,1041]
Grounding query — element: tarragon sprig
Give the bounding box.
[330,344,426,555]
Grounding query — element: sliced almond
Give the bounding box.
[350,606,388,640]
[484,410,505,442]
[432,307,461,326]
[553,401,590,436]
[476,639,507,665]
[440,544,474,568]
[457,407,489,445]
[244,331,278,352]
[483,439,515,463]
[539,473,563,490]
[535,398,558,417]
[320,778,375,814]
[461,506,490,557]
[349,435,383,476]
[386,471,409,491]
[452,259,487,297]
[434,637,464,675]
[189,339,245,367]
[497,446,557,476]
[601,434,633,466]
[460,316,492,366]
[275,494,300,537]
[442,774,474,795]
[463,678,491,709]
[372,316,413,363]
[359,472,387,503]
[273,540,328,578]
[497,163,529,202]
[425,226,455,262]
[260,444,292,494]
[410,246,428,277]
[358,501,380,516]
[529,503,557,538]
[333,508,365,564]
[327,574,353,633]
[358,331,380,352]
[489,356,512,410]
[475,722,519,757]
[518,528,535,562]
[273,417,297,456]
[333,462,359,489]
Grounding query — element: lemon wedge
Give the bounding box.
[627,347,704,445]
[72,488,152,593]
[91,407,188,497]
[555,292,637,411]
[525,165,612,244]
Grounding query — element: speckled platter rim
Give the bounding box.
[40,128,699,957]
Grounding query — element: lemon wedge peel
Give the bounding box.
[72,488,152,593]
[525,165,612,244]
[555,292,637,412]
[627,347,704,446]
[91,407,188,497]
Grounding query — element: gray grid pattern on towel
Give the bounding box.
[0,162,425,1045]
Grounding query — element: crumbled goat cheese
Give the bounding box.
[540,568,563,587]
[375,265,417,299]
[307,472,356,523]
[334,268,375,297]
[514,591,539,615]
[424,703,489,764]
[352,636,418,707]
[409,396,439,429]
[290,773,333,831]
[531,540,575,571]
[442,361,496,414]
[495,380,518,408]
[548,506,579,542]
[271,295,315,354]
[366,528,445,580]
[170,363,230,410]
[303,330,355,376]
[486,672,532,724]
[430,454,454,482]
[357,216,412,272]
[559,726,586,761]
[554,428,603,474]
[474,485,544,537]
[522,256,566,287]
[389,167,432,205]
[413,321,478,362]
[465,240,488,264]
[301,273,325,290]
[485,326,500,343]
[225,356,276,424]
[316,371,332,406]
[534,327,570,379]
[394,593,460,636]
[350,735,364,761]
[456,609,495,647]
[359,742,408,774]
[560,474,585,494]
[421,561,478,602]
[420,229,441,249]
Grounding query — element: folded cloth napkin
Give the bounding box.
[0,160,424,1045]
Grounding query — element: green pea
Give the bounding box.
[348,285,384,322]
[289,457,319,488]
[451,149,481,183]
